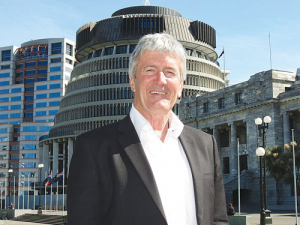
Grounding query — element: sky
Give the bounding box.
[1,0,300,85]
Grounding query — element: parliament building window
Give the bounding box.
[218,98,225,109]
[223,157,229,174]
[235,92,242,105]
[203,102,209,113]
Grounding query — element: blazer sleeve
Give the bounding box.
[67,134,106,225]
[212,136,229,225]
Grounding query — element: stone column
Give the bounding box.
[39,145,43,165]
[53,140,59,175]
[42,143,49,177]
[283,112,291,146]
[68,138,74,176]
[212,125,220,151]
[230,122,238,175]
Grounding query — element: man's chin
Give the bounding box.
[150,102,173,113]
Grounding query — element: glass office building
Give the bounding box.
[0,38,75,208]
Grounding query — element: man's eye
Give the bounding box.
[166,71,176,76]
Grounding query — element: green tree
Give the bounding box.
[265,146,286,205]
[265,142,299,205]
[281,142,300,193]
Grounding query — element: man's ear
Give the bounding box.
[129,75,135,92]
[177,82,183,98]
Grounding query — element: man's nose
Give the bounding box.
[156,72,167,84]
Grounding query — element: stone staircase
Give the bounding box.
[12,213,67,225]
[223,170,254,204]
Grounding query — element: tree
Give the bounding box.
[265,142,299,205]
[265,146,286,205]
[281,142,300,193]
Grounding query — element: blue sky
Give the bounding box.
[1,0,300,85]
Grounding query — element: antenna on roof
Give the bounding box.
[144,0,150,5]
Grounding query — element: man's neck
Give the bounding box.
[141,111,170,142]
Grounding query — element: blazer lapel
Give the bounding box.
[179,126,203,225]
[118,116,167,222]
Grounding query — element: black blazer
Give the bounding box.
[67,115,229,225]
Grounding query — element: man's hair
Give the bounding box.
[129,33,187,81]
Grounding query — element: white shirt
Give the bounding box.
[130,105,197,225]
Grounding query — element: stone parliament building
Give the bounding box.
[179,69,300,206]
[38,4,300,208]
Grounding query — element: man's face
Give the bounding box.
[129,50,183,119]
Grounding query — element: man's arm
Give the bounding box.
[67,134,105,225]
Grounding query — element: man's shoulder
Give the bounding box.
[182,125,212,138]
[77,116,131,142]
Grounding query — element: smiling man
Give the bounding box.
[67,33,229,225]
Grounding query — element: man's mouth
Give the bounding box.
[150,91,167,95]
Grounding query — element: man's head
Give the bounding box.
[129,33,187,119]
[129,33,187,82]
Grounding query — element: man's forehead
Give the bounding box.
[138,50,181,63]
[140,49,177,57]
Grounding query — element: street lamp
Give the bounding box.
[8,168,13,209]
[38,164,44,214]
[255,116,272,225]
[256,147,265,225]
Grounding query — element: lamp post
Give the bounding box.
[256,147,266,225]
[255,116,272,225]
[8,168,13,209]
[38,164,44,214]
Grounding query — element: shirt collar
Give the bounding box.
[130,104,184,139]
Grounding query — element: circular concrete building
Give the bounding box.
[40,5,226,178]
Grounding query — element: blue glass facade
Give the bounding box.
[51,43,62,54]
[0,38,75,202]
[49,92,60,98]
[1,50,11,61]
[0,73,10,78]
[50,75,61,80]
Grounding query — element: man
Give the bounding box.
[67,33,229,225]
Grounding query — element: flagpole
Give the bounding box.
[27,176,29,209]
[237,138,241,216]
[0,181,2,209]
[223,47,226,86]
[269,32,272,70]
[62,169,64,215]
[34,178,35,210]
[18,177,20,209]
[218,47,225,87]
[56,178,58,215]
[45,171,47,214]
[13,176,15,209]
[50,182,52,214]
[4,179,5,209]
[292,129,298,225]
[23,177,24,210]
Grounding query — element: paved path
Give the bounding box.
[0,221,48,225]
[239,211,298,225]
[1,208,299,224]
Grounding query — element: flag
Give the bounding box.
[51,171,63,185]
[43,173,52,186]
[218,48,224,58]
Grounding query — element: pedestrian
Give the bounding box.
[227,203,236,216]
